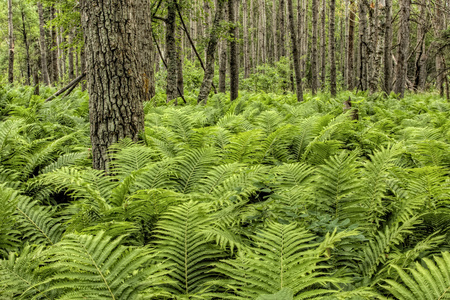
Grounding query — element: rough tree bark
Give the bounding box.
[320,0,326,89]
[229,0,239,101]
[37,2,50,86]
[218,3,228,93]
[358,0,368,91]
[347,0,355,89]
[329,0,336,96]
[435,0,445,97]
[80,0,145,171]
[287,0,303,102]
[384,0,392,93]
[68,29,75,80]
[394,0,410,98]
[414,0,428,91]
[8,0,14,84]
[243,0,250,78]
[21,8,32,86]
[198,0,225,104]
[370,0,387,93]
[166,1,178,102]
[279,0,286,58]
[50,6,58,85]
[311,0,319,94]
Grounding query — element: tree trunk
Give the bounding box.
[166,1,178,102]
[320,0,326,89]
[68,29,75,80]
[80,0,145,171]
[329,0,336,96]
[37,2,50,86]
[21,9,32,86]
[243,0,250,78]
[370,0,387,93]
[229,0,239,101]
[347,0,355,90]
[287,0,303,102]
[8,0,14,84]
[414,0,428,92]
[384,0,392,93]
[311,0,319,94]
[177,26,184,104]
[80,47,87,91]
[198,0,225,103]
[218,3,228,93]
[136,0,155,101]
[279,0,286,58]
[358,0,368,91]
[50,6,59,85]
[435,0,445,97]
[272,0,278,62]
[394,0,410,98]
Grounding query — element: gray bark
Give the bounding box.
[37,2,50,86]
[166,1,178,102]
[229,0,239,101]
[287,0,303,101]
[394,0,410,98]
[311,0,319,94]
[329,0,336,96]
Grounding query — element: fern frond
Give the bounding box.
[0,186,21,256]
[154,201,223,296]
[223,130,264,164]
[39,152,88,175]
[199,163,243,194]
[46,232,167,299]
[382,252,450,300]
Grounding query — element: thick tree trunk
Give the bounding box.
[384,0,392,93]
[37,2,50,86]
[329,0,336,96]
[311,0,319,94]
[229,0,239,101]
[8,0,14,84]
[394,0,410,98]
[320,0,326,89]
[287,0,303,102]
[370,0,387,93]
[166,1,178,102]
[80,0,145,171]
[21,9,32,86]
[198,0,225,103]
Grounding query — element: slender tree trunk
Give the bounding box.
[166,1,178,102]
[198,0,225,103]
[177,26,184,103]
[320,0,326,89]
[218,3,228,93]
[8,0,14,84]
[347,0,355,89]
[279,0,286,58]
[394,0,410,98]
[229,0,239,101]
[358,0,368,91]
[21,9,32,86]
[37,2,50,86]
[50,6,58,85]
[384,0,392,93]
[68,29,75,80]
[311,0,319,94]
[370,0,387,93]
[435,0,445,97]
[301,0,308,79]
[414,0,427,91]
[273,0,278,62]
[33,45,40,95]
[80,47,87,91]
[287,0,303,101]
[243,0,250,78]
[329,0,336,96]
[80,0,145,171]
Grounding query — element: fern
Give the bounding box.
[0,186,21,256]
[45,232,168,299]
[382,252,450,300]
[154,201,223,296]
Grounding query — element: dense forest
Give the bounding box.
[1,0,450,299]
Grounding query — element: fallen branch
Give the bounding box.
[45,72,86,102]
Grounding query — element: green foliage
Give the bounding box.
[1,86,450,299]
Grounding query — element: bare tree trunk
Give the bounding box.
[384,0,392,93]
[320,0,326,89]
[370,0,387,93]
[273,0,278,62]
[80,47,87,91]
[435,0,445,97]
[287,0,303,101]
[329,0,336,96]
[166,1,178,102]
[347,0,355,90]
[243,0,250,78]
[50,6,59,85]
[21,8,32,86]
[358,0,368,91]
[198,0,225,103]
[229,0,239,101]
[311,0,319,94]
[8,0,14,84]
[37,2,50,86]
[301,0,308,79]
[68,29,75,80]
[80,0,145,171]
[394,0,410,98]
[279,0,286,58]
[414,0,427,91]
[219,3,228,93]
